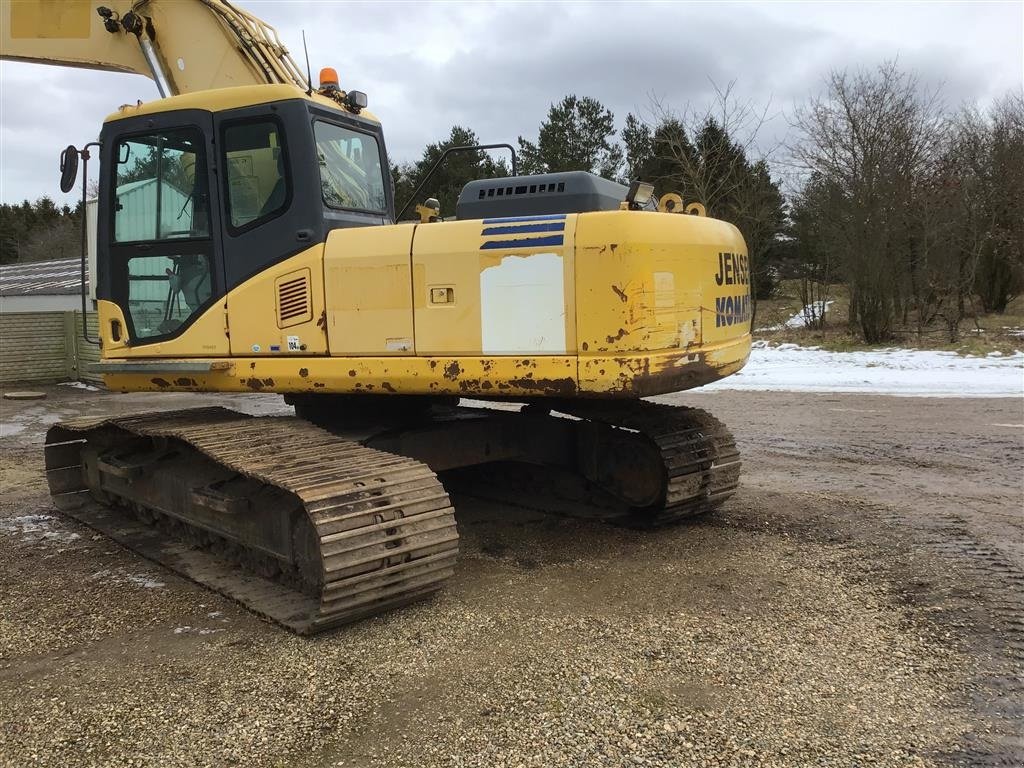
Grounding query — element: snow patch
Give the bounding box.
[785,300,834,329]
[699,342,1024,397]
[0,422,26,438]
[57,382,101,391]
[757,301,834,332]
[0,514,81,544]
[127,575,166,589]
[90,567,166,589]
[174,625,225,636]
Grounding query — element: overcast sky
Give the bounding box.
[1,0,1021,206]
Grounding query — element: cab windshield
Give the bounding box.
[313,121,386,212]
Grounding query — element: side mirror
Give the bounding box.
[59,145,79,193]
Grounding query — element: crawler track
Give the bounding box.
[564,401,741,526]
[44,408,458,634]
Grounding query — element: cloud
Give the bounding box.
[2,0,1021,205]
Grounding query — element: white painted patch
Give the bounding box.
[653,271,675,311]
[480,252,566,354]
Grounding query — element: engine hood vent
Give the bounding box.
[276,269,312,328]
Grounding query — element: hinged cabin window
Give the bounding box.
[223,119,290,231]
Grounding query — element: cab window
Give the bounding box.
[113,128,210,241]
[313,121,386,212]
[223,119,289,230]
[124,253,212,339]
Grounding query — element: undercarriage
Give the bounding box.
[44,398,739,634]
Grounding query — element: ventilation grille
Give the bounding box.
[276,270,312,328]
[477,180,566,200]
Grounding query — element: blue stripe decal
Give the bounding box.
[480,235,565,250]
[482,214,568,224]
[481,222,565,236]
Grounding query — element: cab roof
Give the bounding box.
[104,83,380,124]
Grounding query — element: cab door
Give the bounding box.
[102,110,228,354]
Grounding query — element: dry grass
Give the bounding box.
[754,281,1024,355]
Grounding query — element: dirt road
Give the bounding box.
[0,387,1021,767]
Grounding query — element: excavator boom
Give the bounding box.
[1,0,306,95]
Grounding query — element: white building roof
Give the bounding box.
[0,258,83,297]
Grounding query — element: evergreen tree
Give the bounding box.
[518,95,623,180]
[393,125,509,219]
[0,197,83,264]
[622,113,653,182]
[630,113,786,300]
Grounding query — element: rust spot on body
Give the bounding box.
[507,376,576,396]
[381,382,396,393]
[443,361,462,380]
[151,377,170,388]
[299,368,309,378]
[606,328,628,344]
[243,377,275,391]
[173,377,197,387]
[348,369,357,377]
[611,284,628,303]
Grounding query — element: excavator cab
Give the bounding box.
[91,86,393,346]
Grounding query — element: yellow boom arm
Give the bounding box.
[0,0,307,95]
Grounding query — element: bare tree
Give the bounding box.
[971,93,1024,313]
[789,172,842,330]
[790,62,946,342]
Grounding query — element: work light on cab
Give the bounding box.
[625,180,656,209]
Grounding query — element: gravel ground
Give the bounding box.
[0,387,1021,767]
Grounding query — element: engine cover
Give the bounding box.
[456,171,627,220]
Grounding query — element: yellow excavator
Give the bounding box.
[2,0,751,633]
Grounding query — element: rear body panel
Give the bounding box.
[96,209,750,398]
